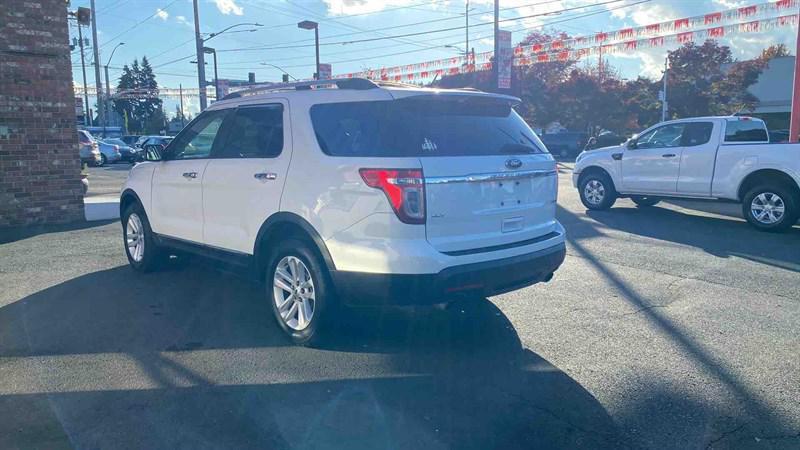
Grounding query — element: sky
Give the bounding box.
[68,0,797,119]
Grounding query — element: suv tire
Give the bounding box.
[267,238,335,346]
[631,196,660,207]
[742,185,798,232]
[122,203,166,272]
[579,172,617,210]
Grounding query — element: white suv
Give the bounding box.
[120,79,566,344]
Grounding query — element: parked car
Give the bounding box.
[97,140,122,166]
[585,131,625,150]
[134,136,150,148]
[574,116,800,231]
[539,132,588,158]
[120,135,141,147]
[120,79,566,345]
[78,130,101,166]
[102,138,139,163]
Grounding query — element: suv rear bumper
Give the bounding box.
[330,242,566,306]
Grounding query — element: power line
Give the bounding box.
[98,0,182,50]
[206,1,649,73]
[217,0,637,53]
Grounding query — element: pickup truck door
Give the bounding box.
[676,121,718,196]
[202,102,291,254]
[149,110,229,243]
[621,123,685,193]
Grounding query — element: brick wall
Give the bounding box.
[0,0,84,227]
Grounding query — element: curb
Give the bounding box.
[84,196,120,221]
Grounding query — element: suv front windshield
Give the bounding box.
[311,96,546,157]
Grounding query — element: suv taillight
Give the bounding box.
[359,169,425,225]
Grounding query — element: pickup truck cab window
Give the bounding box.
[681,122,714,147]
[635,124,685,149]
[724,119,769,143]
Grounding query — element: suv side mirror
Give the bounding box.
[143,145,164,162]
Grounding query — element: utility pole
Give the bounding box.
[179,84,185,128]
[77,24,90,126]
[465,0,469,60]
[193,0,207,111]
[493,0,499,90]
[790,2,800,143]
[598,36,603,80]
[89,0,103,134]
[661,57,668,122]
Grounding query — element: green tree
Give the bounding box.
[111,56,164,134]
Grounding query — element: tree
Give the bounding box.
[760,44,791,61]
[111,56,165,134]
[666,40,766,118]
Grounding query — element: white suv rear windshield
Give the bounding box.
[310,96,546,157]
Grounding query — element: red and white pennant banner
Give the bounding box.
[375,14,798,82]
[335,0,799,81]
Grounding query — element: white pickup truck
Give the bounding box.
[573,116,800,231]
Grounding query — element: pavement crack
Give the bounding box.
[705,424,746,450]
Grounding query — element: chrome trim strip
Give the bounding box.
[426,169,556,185]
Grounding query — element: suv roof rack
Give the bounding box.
[221,77,378,100]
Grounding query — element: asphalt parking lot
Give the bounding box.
[1,164,798,449]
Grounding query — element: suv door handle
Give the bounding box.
[182,171,198,179]
[662,153,676,158]
[254,172,278,181]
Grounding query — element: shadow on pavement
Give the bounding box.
[575,205,800,273]
[0,264,627,449]
[0,219,117,245]
[558,205,798,447]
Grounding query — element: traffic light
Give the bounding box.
[76,7,91,26]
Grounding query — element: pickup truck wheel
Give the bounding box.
[267,238,334,346]
[631,196,660,207]
[742,185,798,232]
[122,203,166,272]
[579,173,617,210]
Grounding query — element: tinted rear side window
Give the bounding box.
[310,97,545,157]
[725,120,768,142]
[218,105,284,158]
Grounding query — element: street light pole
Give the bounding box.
[493,0,499,89]
[260,63,298,81]
[103,42,124,136]
[77,24,90,126]
[204,47,219,101]
[90,0,104,133]
[298,21,320,79]
[465,0,469,60]
[192,0,207,111]
[662,57,668,122]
